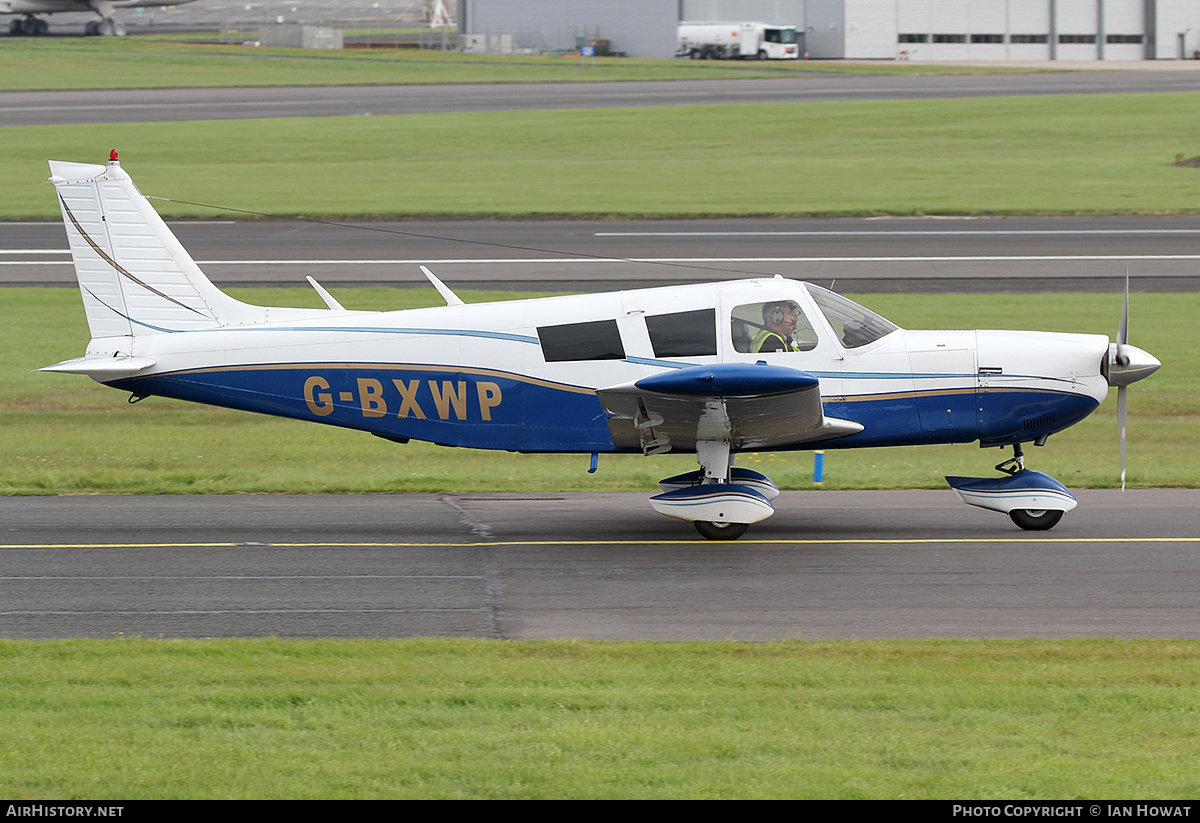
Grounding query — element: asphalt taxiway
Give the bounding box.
[6,214,1199,292]
[2,490,1197,640]
[6,71,1200,127]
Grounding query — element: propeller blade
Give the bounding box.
[1118,385,1127,491]
[1113,268,1123,345]
[1116,269,1129,362]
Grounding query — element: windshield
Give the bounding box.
[805,284,899,349]
[765,28,796,44]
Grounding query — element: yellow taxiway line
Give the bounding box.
[2,537,1198,549]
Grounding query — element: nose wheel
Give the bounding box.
[1008,508,1064,531]
[995,444,1064,530]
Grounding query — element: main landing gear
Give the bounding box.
[649,441,778,541]
[9,16,49,36]
[6,15,126,36]
[945,442,1077,531]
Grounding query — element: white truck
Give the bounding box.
[677,21,800,60]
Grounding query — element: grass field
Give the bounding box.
[4,287,1192,495]
[8,92,1200,220]
[0,37,1046,92]
[2,637,1199,799]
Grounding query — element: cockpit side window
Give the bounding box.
[805,284,899,349]
[730,301,818,353]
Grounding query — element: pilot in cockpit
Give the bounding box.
[752,301,801,353]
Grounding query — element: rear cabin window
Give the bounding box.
[645,309,717,358]
[537,319,626,362]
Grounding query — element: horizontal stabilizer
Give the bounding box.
[40,355,157,376]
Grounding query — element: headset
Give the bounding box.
[764,302,795,327]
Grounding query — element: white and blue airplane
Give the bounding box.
[42,154,1161,539]
[2,0,197,37]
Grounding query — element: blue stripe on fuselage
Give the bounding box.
[106,363,1098,453]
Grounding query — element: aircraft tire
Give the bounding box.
[693,520,749,541]
[1008,508,1064,531]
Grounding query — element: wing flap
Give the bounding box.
[598,363,862,453]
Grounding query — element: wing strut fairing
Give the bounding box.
[598,362,862,455]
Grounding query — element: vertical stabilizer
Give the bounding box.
[49,154,263,338]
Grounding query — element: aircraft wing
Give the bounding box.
[597,363,862,454]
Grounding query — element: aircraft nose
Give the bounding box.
[1106,343,1161,387]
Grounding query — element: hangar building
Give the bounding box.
[458,0,1200,61]
[458,0,677,58]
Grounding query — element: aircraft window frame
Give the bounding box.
[804,284,899,350]
[645,309,717,358]
[729,300,819,354]
[537,319,626,362]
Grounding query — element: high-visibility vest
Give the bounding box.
[752,329,796,352]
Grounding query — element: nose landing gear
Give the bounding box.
[946,443,1077,531]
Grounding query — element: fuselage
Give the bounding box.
[99,278,1111,454]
